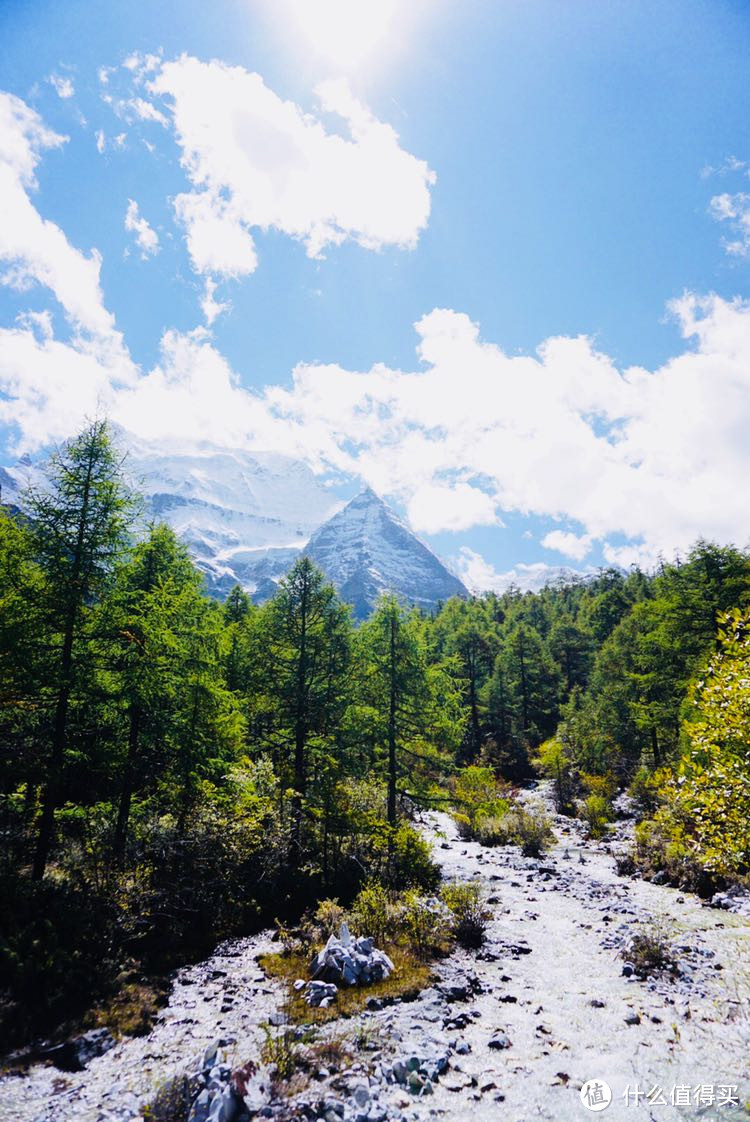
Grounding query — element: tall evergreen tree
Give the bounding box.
[28,421,134,878]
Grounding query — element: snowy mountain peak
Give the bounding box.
[305,487,467,619]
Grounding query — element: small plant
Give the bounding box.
[261,1023,300,1083]
[623,922,677,979]
[535,737,575,814]
[349,882,393,945]
[310,898,348,941]
[142,1073,191,1122]
[441,881,491,948]
[400,891,452,959]
[578,773,616,838]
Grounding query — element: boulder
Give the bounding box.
[46,1027,116,1072]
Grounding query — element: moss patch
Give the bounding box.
[258,946,434,1024]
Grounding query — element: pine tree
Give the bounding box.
[257,558,352,845]
[28,421,134,878]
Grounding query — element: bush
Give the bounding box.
[534,738,575,813]
[579,794,613,839]
[400,892,452,959]
[623,923,677,979]
[452,766,511,838]
[578,773,616,838]
[473,803,554,856]
[441,881,491,948]
[510,805,556,856]
[349,883,393,945]
[634,811,714,894]
[310,898,348,941]
[473,815,511,846]
[627,765,661,816]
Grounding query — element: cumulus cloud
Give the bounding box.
[5,290,750,580]
[541,529,592,561]
[145,56,435,277]
[124,198,159,258]
[200,278,229,326]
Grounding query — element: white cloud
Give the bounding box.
[145,56,434,277]
[0,92,123,343]
[124,198,160,258]
[128,97,168,126]
[710,191,750,256]
[95,129,106,153]
[407,481,499,534]
[456,548,577,594]
[200,278,229,326]
[48,74,75,100]
[541,529,592,560]
[268,297,750,558]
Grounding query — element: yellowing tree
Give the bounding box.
[670,607,750,878]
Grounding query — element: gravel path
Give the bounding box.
[2,798,749,1122]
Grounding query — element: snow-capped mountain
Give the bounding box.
[124,437,344,596]
[0,437,344,598]
[1,437,467,614]
[305,486,468,619]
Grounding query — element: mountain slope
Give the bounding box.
[124,437,343,596]
[305,486,467,618]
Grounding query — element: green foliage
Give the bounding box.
[624,922,677,979]
[399,891,453,959]
[640,608,750,881]
[441,881,490,948]
[452,765,510,837]
[534,737,575,812]
[349,882,394,945]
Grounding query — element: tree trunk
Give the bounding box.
[650,725,661,767]
[291,570,309,848]
[387,612,398,829]
[33,441,96,879]
[113,705,140,862]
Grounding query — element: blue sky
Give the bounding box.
[2,0,750,589]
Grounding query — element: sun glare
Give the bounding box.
[262,0,433,76]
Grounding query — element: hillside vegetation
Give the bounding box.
[1,420,749,1052]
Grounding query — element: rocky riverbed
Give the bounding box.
[2,796,749,1122]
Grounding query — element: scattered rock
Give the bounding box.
[488,1031,512,1050]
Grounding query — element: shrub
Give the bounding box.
[579,794,612,839]
[310,898,348,941]
[349,883,393,945]
[578,773,616,838]
[452,766,511,838]
[510,805,556,856]
[441,881,491,948]
[627,765,661,816]
[473,815,511,846]
[534,738,575,813]
[462,799,554,856]
[400,892,452,959]
[623,923,677,979]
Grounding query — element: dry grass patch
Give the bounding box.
[258,946,434,1024]
[90,980,168,1037]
